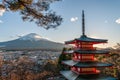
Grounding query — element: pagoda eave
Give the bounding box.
[60,71,117,80]
[63,50,109,54]
[73,64,113,68]
[74,50,109,54]
[62,60,113,68]
[65,35,108,44]
[65,40,76,44]
[63,50,74,54]
[65,40,107,45]
[76,35,108,43]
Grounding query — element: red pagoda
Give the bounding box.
[60,11,117,80]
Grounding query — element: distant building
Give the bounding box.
[60,11,117,80]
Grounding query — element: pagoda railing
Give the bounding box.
[72,57,97,62]
[71,67,100,75]
[73,47,97,50]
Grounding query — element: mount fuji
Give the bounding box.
[0,33,64,51]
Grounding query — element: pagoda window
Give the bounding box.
[74,42,81,48]
[81,68,96,72]
[74,53,76,57]
[78,55,81,59]
[81,44,93,48]
[77,68,80,72]
[75,55,77,59]
[73,53,77,59]
[71,66,76,71]
[81,42,93,45]
[82,56,93,60]
[81,54,94,60]
[75,42,79,48]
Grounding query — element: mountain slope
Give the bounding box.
[0,33,64,50]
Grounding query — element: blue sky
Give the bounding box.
[0,0,120,48]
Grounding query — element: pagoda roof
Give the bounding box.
[64,50,109,54]
[65,35,107,44]
[60,70,117,80]
[62,60,113,67]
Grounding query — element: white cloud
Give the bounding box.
[115,18,120,24]
[70,17,78,22]
[0,9,5,16]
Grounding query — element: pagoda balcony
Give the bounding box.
[73,54,95,61]
[71,70,100,75]
[73,47,96,50]
[72,57,97,62]
[71,67,100,75]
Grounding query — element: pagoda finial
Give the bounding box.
[82,10,85,36]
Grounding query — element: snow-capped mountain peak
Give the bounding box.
[0,33,64,50]
[19,33,48,41]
